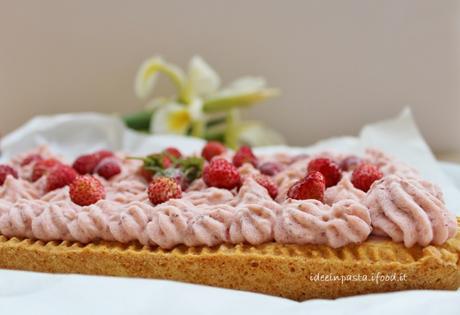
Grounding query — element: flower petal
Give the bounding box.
[135,56,186,99]
[187,98,204,121]
[183,56,221,100]
[150,103,192,135]
[203,76,279,113]
[226,77,267,91]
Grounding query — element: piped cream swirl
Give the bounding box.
[366,175,457,247]
[324,176,366,205]
[274,199,371,248]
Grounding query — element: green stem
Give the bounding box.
[190,119,205,138]
[224,109,239,149]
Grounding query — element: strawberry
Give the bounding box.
[253,174,278,199]
[203,158,241,189]
[163,147,182,159]
[72,154,99,175]
[95,157,121,179]
[258,161,283,176]
[232,145,257,167]
[138,166,154,182]
[287,171,326,201]
[307,158,342,187]
[201,141,226,162]
[31,159,61,182]
[148,176,182,205]
[20,154,43,166]
[94,150,114,161]
[340,156,361,172]
[69,175,105,206]
[72,150,114,175]
[158,154,173,169]
[351,163,383,192]
[45,165,77,192]
[0,165,18,186]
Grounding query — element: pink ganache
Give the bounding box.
[0,147,457,249]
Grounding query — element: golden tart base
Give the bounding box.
[0,218,459,301]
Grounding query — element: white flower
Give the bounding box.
[133,55,283,147]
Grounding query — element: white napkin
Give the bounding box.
[0,108,459,314]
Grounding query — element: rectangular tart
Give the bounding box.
[1,218,459,301]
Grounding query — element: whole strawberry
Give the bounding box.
[138,166,154,182]
[203,158,241,189]
[253,174,278,199]
[307,158,342,187]
[72,154,99,175]
[148,176,182,205]
[45,165,77,192]
[351,163,383,192]
[69,175,105,206]
[201,141,226,162]
[340,156,361,172]
[258,161,283,176]
[95,157,121,179]
[72,150,114,175]
[31,159,61,182]
[0,165,18,186]
[232,146,257,167]
[94,150,114,161]
[163,147,182,159]
[20,154,43,166]
[287,171,326,201]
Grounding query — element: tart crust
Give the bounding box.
[0,218,459,301]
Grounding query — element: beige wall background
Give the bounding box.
[0,0,459,152]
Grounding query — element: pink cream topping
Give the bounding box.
[324,175,366,206]
[0,147,457,249]
[366,175,457,246]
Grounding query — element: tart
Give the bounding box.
[0,145,459,301]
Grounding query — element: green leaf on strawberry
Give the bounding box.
[178,156,204,183]
[130,152,204,185]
